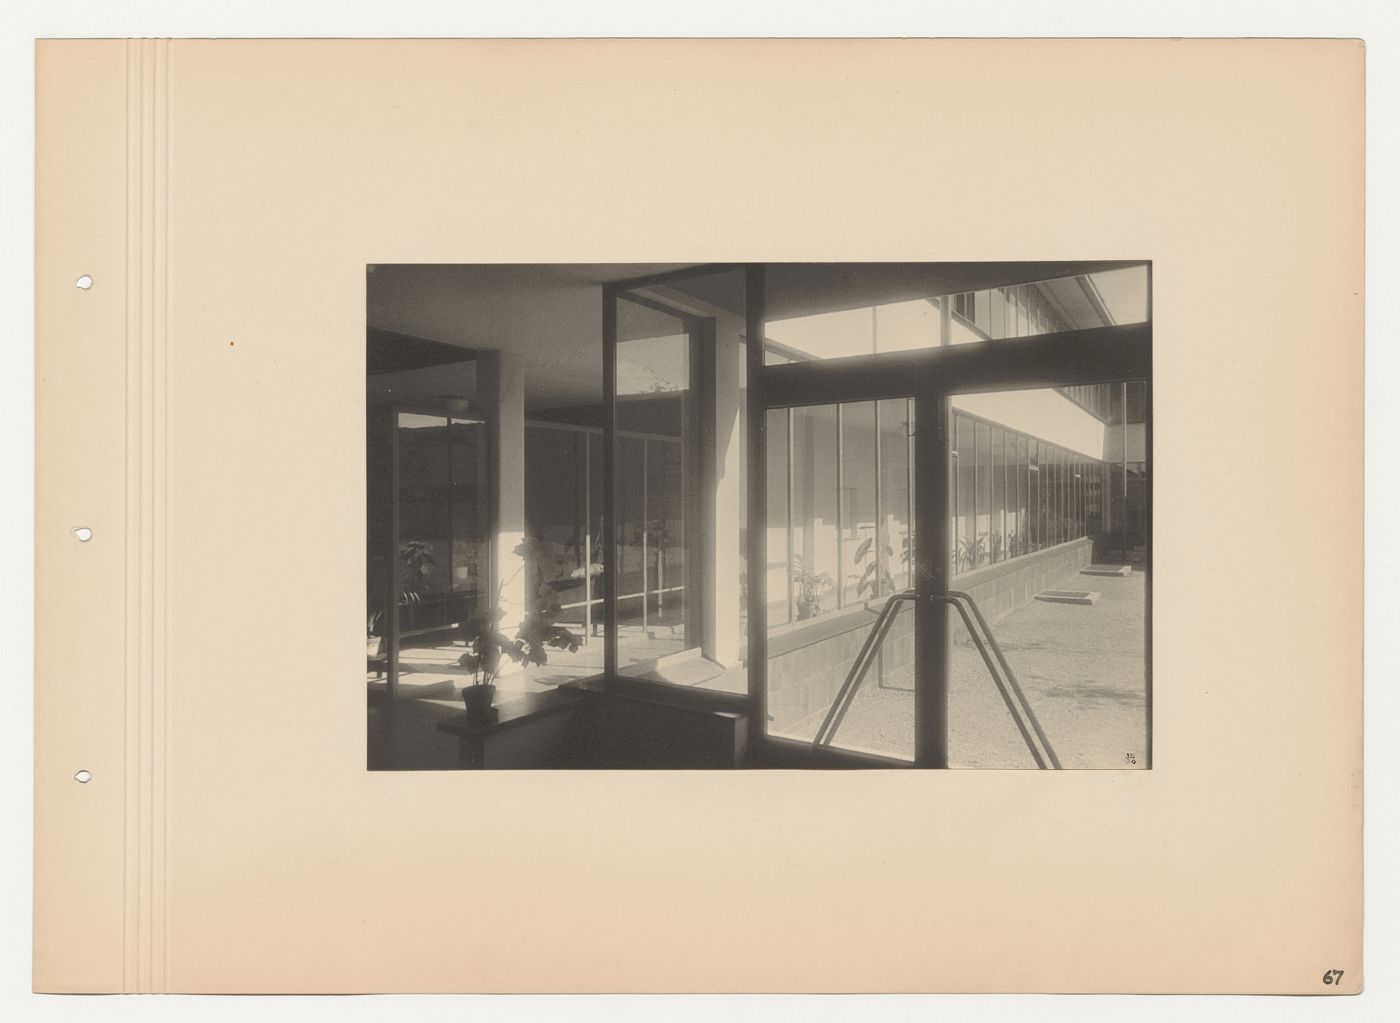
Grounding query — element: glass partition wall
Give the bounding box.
[605,267,750,693]
[366,408,491,699]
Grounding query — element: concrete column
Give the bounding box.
[649,283,746,668]
[478,350,527,642]
[705,320,745,667]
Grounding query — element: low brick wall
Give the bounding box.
[954,536,1094,628]
[765,537,1093,734]
[766,606,915,734]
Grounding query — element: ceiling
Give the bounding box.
[367,264,695,411]
[366,261,1147,412]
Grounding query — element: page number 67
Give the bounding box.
[1322,969,1345,986]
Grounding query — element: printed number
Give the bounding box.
[1322,970,1345,985]
[1124,752,1136,764]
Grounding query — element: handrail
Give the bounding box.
[948,590,1062,769]
[808,588,1061,769]
[810,591,917,749]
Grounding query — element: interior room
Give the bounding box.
[365,262,1151,770]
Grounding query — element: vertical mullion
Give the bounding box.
[444,417,454,599]
[786,407,796,626]
[641,437,648,636]
[1121,381,1130,560]
[582,431,592,646]
[602,285,618,678]
[745,264,767,722]
[835,404,845,609]
[873,400,883,599]
[386,412,400,701]
[907,398,916,590]
[914,377,949,768]
[1144,376,1154,768]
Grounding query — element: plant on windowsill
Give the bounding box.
[456,538,583,722]
[398,539,437,598]
[955,533,987,573]
[850,535,898,603]
[988,530,1004,563]
[793,556,835,621]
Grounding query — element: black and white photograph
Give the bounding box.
[20,19,1377,1003]
[366,262,1151,770]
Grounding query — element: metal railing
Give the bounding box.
[810,589,1062,769]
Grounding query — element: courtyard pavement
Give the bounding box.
[803,566,1148,768]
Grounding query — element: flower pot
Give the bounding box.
[462,683,497,722]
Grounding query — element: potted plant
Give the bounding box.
[792,557,835,620]
[456,539,583,721]
[955,533,989,572]
[850,534,898,603]
[398,539,437,597]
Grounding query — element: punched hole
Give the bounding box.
[72,527,93,542]
[75,275,93,290]
[74,770,92,784]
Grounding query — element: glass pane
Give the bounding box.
[366,407,393,664]
[448,418,490,595]
[1028,439,1040,552]
[944,383,1147,769]
[766,409,791,627]
[990,426,1006,564]
[790,404,839,619]
[1016,435,1029,559]
[615,299,692,672]
[525,426,581,594]
[519,424,605,684]
[766,398,914,762]
[974,422,991,570]
[762,263,1149,363]
[612,268,749,692]
[765,305,874,363]
[879,398,913,593]
[391,411,490,693]
[397,412,452,597]
[840,402,877,607]
[955,414,975,571]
